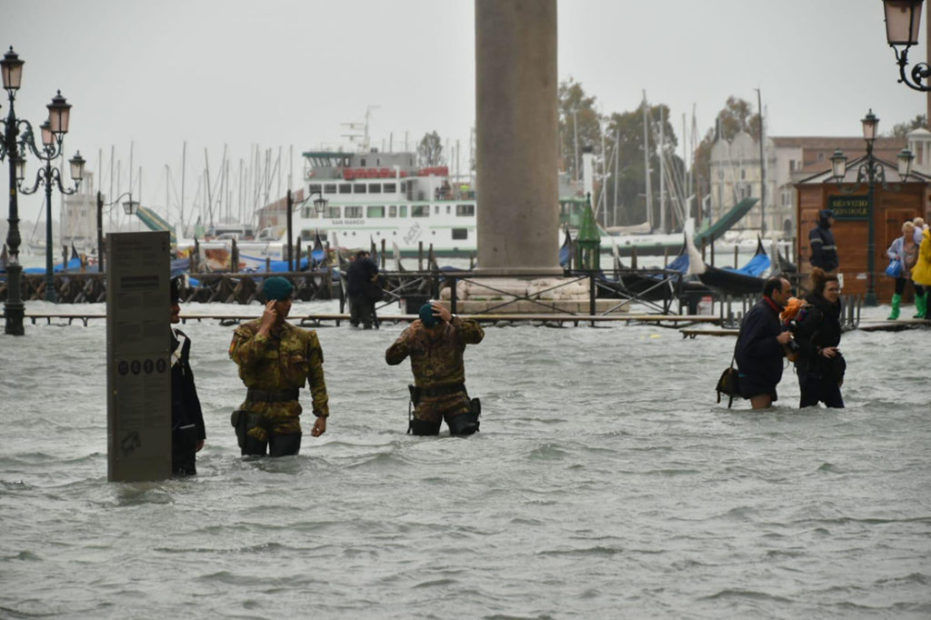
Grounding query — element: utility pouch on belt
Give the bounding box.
[408,384,421,406]
[230,410,261,449]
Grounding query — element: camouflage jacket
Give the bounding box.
[385,316,484,388]
[229,319,329,419]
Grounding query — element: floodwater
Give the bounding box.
[1,300,929,619]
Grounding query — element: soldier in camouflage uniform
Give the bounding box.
[386,301,484,435]
[229,276,329,456]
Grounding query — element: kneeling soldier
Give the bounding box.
[386,301,484,436]
[229,276,329,456]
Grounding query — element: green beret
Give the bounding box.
[262,276,294,301]
[419,302,438,328]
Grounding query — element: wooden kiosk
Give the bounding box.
[795,157,930,303]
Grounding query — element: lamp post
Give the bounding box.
[285,189,327,271]
[18,109,84,302]
[828,112,916,307]
[95,191,138,273]
[882,0,931,91]
[1,46,25,335]
[859,110,882,307]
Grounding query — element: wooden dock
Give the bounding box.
[8,312,725,328]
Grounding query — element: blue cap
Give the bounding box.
[262,276,294,301]
[419,303,438,328]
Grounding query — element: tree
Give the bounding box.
[891,114,927,137]
[603,103,683,228]
[557,78,603,183]
[417,131,444,166]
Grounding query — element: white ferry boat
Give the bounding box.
[292,150,477,257]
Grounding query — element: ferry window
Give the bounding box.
[308,184,322,195]
[434,205,439,214]
[399,181,406,192]
[339,184,351,194]
[389,206,397,217]
[361,158,366,167]
[368,183,381,194]
[384,183,396,193]
[345,206,363,218]
[456,204,475,216]
[412,205,429,217]
[446,205,451,214]
[367,206,385,218]
[326,206,341,218]
[300,229,324,241]
[323,184,337,194]
[301,206,315,218]
[353,184,367,194]
[399,206,408,217]
[452,228,468,240]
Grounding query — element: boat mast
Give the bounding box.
[756,88,766,236]
[659,105,666,234]
[642,91,653,231]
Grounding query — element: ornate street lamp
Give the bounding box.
[1,47,27,334]
[883,0,931,91]
[830,149,848,180]
[18,92,83,303]
[95,191,136,272]
[857,110,885,306]
[898,148,915,178]
[285,189,328,271]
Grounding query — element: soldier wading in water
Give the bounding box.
[386,301,484,436]
[229,277,329,456]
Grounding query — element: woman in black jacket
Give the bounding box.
[792,267,845,408]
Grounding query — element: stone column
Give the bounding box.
[475,0,561,275]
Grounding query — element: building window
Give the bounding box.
[345,206,363,218]
[367,206,385,218]
[452,228,468,240]
[412,205,429,217]
[456,204,475,216]
[339,184,351,194]
[323,184,337,194]
[353,184,367,194]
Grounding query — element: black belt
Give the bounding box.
[421,383,465,398]
[246,388,299,402]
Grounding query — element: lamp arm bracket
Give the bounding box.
[18,165,49,195]
[893,44,931,92]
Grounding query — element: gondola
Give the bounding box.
[689,236,770,296]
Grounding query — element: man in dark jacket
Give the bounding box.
[809,208,839,272]
[170,278,206,475]
[736,276,794,409]
[346,250,380,329]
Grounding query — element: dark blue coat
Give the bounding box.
[809,219,838,272]
[735,298,786,397]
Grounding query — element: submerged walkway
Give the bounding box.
[7,312,724,328]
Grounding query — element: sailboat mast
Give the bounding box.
[756,88,766,236]
[642,91,653,231]
[659,106,666,234]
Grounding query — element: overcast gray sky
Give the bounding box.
[2,0,925,224]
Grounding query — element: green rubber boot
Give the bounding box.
[887,293,901,320]
[914,291,928,319]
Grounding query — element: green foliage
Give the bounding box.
[417,131,444,166]
[557,77,603,181]
[890,114,927,138]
